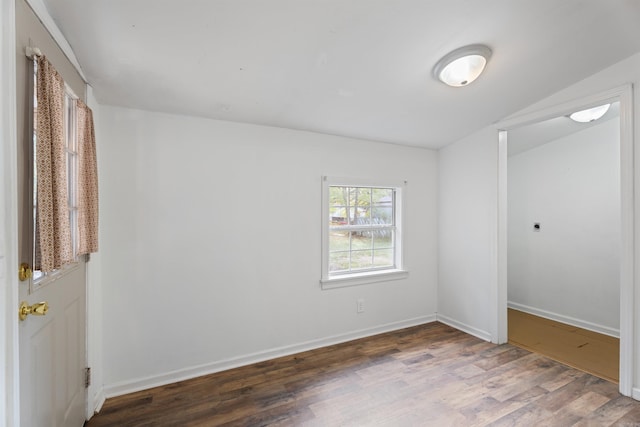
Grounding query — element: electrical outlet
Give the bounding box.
[357,298,365,313]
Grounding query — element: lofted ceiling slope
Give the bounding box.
[40,0,640,149]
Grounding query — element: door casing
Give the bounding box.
[1,0,21,424]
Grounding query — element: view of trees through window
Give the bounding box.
[328,186,395,274]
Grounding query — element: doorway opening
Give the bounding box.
[496,86,634,397]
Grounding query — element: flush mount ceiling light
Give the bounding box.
[433,44,492,87]
[569,104,611,123]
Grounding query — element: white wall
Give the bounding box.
[508,118,620,335]
[437,52,640,395]
[437,127,497,340]
[98,106,438,395]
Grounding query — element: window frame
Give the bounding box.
[320,176,408,289]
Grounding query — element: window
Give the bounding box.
[31,68,80,285]
[321,176,407,289]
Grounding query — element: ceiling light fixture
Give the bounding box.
[433,44,492,87]
[569,104,611,123]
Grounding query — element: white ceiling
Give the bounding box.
[40,0,640,149]
[508,102,620,157]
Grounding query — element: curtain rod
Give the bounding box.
[25,44,89,101]
[27,46,81,100]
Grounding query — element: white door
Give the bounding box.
[17,61,88,426]
[18,263,87,427]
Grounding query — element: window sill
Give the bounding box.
[320,269,409,290]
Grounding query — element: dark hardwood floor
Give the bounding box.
[86,322,640,426]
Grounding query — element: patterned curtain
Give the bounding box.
[77,100,99,255]
[34,56,73,272]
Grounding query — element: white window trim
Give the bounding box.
[320,176,408,290]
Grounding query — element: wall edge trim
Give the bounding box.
[103,314,437,398]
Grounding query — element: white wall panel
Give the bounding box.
[97,107,438,394]
[508,118,620,334]
[437,126,497,339]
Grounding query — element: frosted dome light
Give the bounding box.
[433,44,492,87]
[569,104,611,123]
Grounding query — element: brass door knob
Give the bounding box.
[19,301,49,321]
[19,263,32,281]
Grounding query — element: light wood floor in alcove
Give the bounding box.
[508,308,619,383]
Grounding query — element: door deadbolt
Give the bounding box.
[18,263,32,281]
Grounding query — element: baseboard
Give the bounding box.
[436,313,492,342]
[86,387,106,420]
[93,389,106,415]
[104,314,437,398]
[632,387,640,401]
[507,301,619,338]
